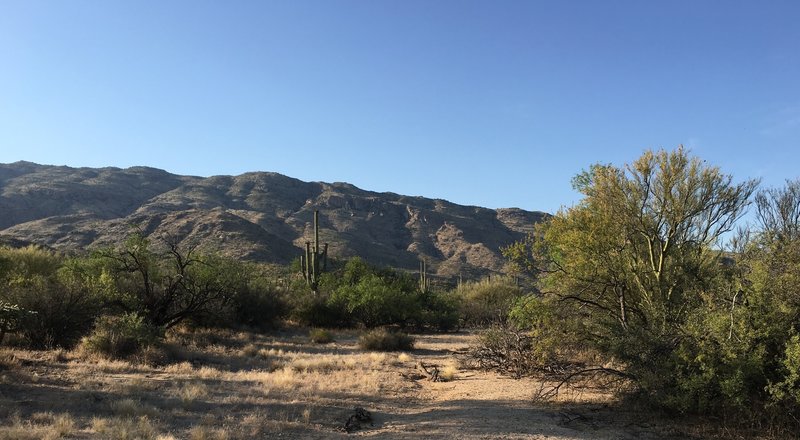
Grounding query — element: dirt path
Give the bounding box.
[0,330,689,439]
[358,333,681,440]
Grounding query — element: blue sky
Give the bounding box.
[1,1,798,213]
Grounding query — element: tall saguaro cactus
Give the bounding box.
[300,210,328,293]
[419,259,430,294]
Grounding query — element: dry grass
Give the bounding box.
[188,425,230,440]
[176,382,210,406]
[0,329,699,440]
[440,362,458,381]
[308,328,334,344]
[0,412,76,440]
[110,398,160,418]
[91,416,160,440]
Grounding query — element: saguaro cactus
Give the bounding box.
[419,259,430,294]
[300,210,328,293]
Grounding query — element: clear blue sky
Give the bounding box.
[1,1,798,213]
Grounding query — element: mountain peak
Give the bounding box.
[0,161,548,278]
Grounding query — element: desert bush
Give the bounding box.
[413,291,460,331]
[309,328,334,344]
[330,274,420,327]
[97,233,261,329]
[229,276,287,329]
[189,265,288,330]
[289,288,350,327]
[0,301,34,345]
[358,328,414,351]
[503,149,800,429]
[467,325,542,378]
[521,149,757,408]
[82,313,163,359]
[0,247,101,348]
[289,257,459,330]
[453,276,524,326]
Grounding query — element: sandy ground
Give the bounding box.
[0,330,690,439]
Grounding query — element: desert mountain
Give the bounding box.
[0,161,548,278]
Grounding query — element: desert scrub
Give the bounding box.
[358,328,414,351]
[82,313,163,359]
[439,362,458,381]
[309,328,334,344]
[467,325,540,378]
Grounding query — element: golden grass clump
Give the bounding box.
[176,381,209,406]
[241,343,259,357]
[287,354,348,373]
[111,398,159,418]
[439,363,458,382]
[164,361,194,375]
[195,365,223,380]
[188,425,230,440]
[91,416,161,440]
[0,412,76,440]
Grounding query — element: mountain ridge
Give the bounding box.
[0,161,548,278]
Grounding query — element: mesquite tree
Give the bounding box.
[527,147,757,399]
[99,233,246,329]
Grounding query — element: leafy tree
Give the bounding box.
[744,180,800,414]
[331,273,418,327]
[519,147,757,406]
[660,179,800,423]
[329,258,420,327]
[501,233,539,279]
[98,233,247,329]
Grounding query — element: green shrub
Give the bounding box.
[290,289,351,328]
[82,313,163,359]
[415,291,460,331]
[0,300,34,345]
[309,328,334,344]
[0,247,101,348]
[331,274,420,327]
[231,279,287,329]
[358,328,414,351]
[454,276,524,327]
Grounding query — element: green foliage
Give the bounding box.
[330,273,418,327]
[289,279,350,327]
[81,313,163,359]
[0,300,34,345]
[97,233,256,329]
[0,246,101,348]
[290,257,457,330]
[416,290,461,331]
[501,234,539,278]
[358,328,415,351]
[228,275,287,330]
[309,328,334,344]
[505,148,800,424]
[453,276,524,326]
[0,234,288,347]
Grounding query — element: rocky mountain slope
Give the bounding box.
[0,161,547,278]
